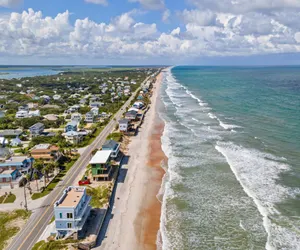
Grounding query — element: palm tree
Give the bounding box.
[33,159,45,187]
[33,172,39,191]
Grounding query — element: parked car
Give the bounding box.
[78,179,91,185]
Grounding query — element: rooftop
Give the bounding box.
[90,150,112,164]
[119,119,129,124]
[0,169,16,175]
[57,186,85,207]
[67,121,78,127]
[103,140,118,150]
[0,130,22,137]
[32,143,50,150]
[29,122,44,129]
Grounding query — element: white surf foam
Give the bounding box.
[186,90,208,107]
[217,119,241,130]
[215,141,300,249]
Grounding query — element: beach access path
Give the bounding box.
[5,75,152,250]
[96,73,165,250]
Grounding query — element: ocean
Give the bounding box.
[159,66,300,250]
[0,66,62,79]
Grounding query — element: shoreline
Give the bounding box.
[135,73,167,249]
[96,71,166,250]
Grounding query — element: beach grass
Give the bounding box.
[0,209,31,250]
[106,132,122,142]
[32,239,79,250]
[86,185,111,208]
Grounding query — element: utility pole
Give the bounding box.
[23,184,28,212]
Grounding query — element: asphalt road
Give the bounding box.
[6,76,151,250]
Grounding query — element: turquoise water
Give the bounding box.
[159,66,300,250]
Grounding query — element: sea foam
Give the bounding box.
[215,141,300,249]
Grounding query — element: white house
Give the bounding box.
[0,137,7,147]
[16,110,29,118]
[53,95,61,100]
[71,113,82,122]
[29,110,40,117]
[91,107,99,116]
[118,119,130,132]
[133,102,144,109]
[85,112,95,123]
[10,137,22,147]
[54,186,91,238]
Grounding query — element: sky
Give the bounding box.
[1,0,300,65]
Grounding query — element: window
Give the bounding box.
[59,213,62,219]
[67,222,72,228]
[67,213,73,219]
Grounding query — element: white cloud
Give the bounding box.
[188,0,300,14]
[162,9,170,23]
[180,9,222,27]
[128,0,164,10]
[84,0,108,6]
[1,7,300,62]
[0,0,22,8]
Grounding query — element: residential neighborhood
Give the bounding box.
[0,67,160,250]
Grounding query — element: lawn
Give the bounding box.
[3,194,16,203]
[31,157,78,200]
[0,193,16,204]
[0,209,31,250]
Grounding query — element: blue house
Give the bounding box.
[54,186,91,238]
[65,121,78,133]
[102,140,120,158]
[0,156,34,175]
[0,169,21,185]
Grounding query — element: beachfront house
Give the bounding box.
[125,110,138,121]
[90,150,112,181]
[118,119,130,132]
[29,122,45,137]
[133,102,144,109]
[102,140,120,158]
[65,121,78,133]
[30,144,62,163]
[54,186,91,239]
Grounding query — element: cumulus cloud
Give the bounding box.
[1,7,300,62]
[0,0,22,8]
[188,0,300,14]
[84,0,108,5]
[180,9,222,27]
[128,0,164,10]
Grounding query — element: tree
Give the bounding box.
[33,172,39,191]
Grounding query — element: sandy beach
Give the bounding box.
[96,72,166,250]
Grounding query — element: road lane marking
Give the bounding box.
[15,80,148,250]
